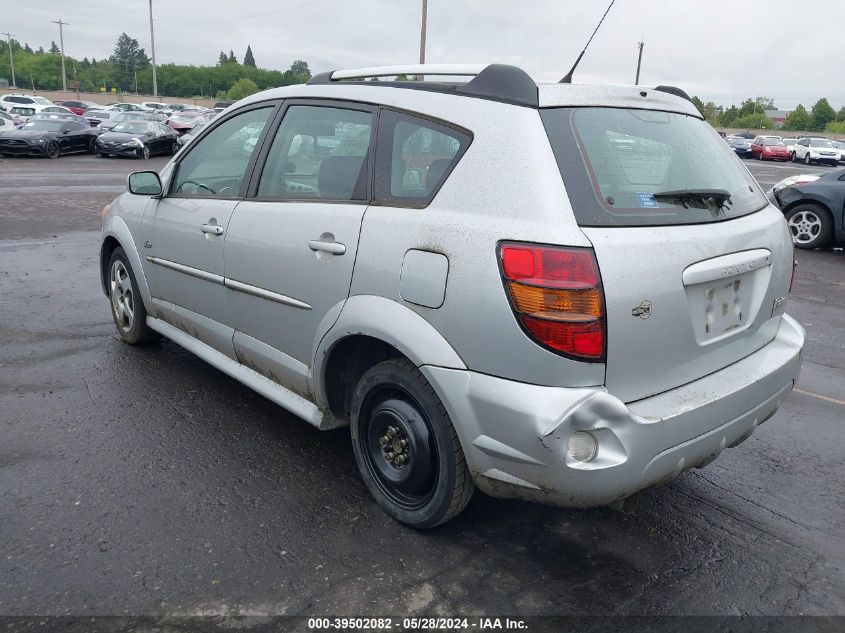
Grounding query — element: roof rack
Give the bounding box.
[654,85,694,104]
[307,64,539,108]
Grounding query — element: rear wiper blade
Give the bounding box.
[652,188,732,209]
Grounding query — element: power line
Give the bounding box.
[189,0,330,25]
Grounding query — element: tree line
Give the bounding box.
[691,95,845,133]
[0,36,311,100]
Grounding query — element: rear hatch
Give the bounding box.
[541,106,794,402]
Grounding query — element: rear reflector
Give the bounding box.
[499,243,605,361]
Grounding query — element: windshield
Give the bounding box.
[763,139,785,146]
[113,122,152,134]
[22,120,64,132]
[541,107,768,226]
[809,139,834,148]
[115,112,145,122]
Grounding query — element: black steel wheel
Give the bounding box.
[351,358,474,529]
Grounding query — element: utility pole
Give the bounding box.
[51,18,69,91]
[419,0,427,64]
[634,40,644,86]
[149,0,158,96]
[2,32,15,87]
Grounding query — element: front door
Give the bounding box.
[224,102,376,385]
[141,103,277,356]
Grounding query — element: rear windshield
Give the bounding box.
[541,107,768,227]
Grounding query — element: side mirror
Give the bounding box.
[128,171,163,196]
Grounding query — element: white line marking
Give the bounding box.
[793,388,845,407]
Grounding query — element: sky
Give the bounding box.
[8,0,845,110]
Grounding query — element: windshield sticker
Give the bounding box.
[636,192,658,208]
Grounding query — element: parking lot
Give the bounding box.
[0,154,843,621]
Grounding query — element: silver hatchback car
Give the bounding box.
[100,64,804,528]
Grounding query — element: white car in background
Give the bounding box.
[0,94,56,117]
[792,137,841,166]
[139,101,174,115]
[835,141,845,164]
[781,138,800,153]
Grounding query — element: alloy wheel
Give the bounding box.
[110,260,135,332]
[787,210,822,245]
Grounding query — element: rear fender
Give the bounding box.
[311,295,466,409]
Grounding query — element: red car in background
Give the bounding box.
[750,137,790,161]
[166,110,211,135]
[55,100,99,116]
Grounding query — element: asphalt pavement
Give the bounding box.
[0,154,843,623]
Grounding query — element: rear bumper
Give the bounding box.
[422,314,804,507]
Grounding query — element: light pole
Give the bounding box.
[51,18,69,91]
[419,0,428,64]
[149,0,158,96]
[2,32,15,87]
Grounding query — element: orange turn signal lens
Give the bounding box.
[507,282,602,322]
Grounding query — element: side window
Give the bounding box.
[171,106,273,198]
[374,110,471,206]
[64,122,85,132]
[256,105,373,201]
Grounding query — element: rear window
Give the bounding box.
[541,107,768,227]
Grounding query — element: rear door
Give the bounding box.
[224,100,375,384]
[542,106,794,402]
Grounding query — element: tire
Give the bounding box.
[785,204,833,250]
[758,151,764,161]
[107,247,160,345]
[804,153,811,165]
[88,137,97,154]
[138,144,150,160]
[350,358,474,529]
[45,141,60,159]
[171,141,178,155]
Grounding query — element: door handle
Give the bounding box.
[201,223,224,236]
[308,239,346,255]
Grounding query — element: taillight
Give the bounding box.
[499,242,606,361]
